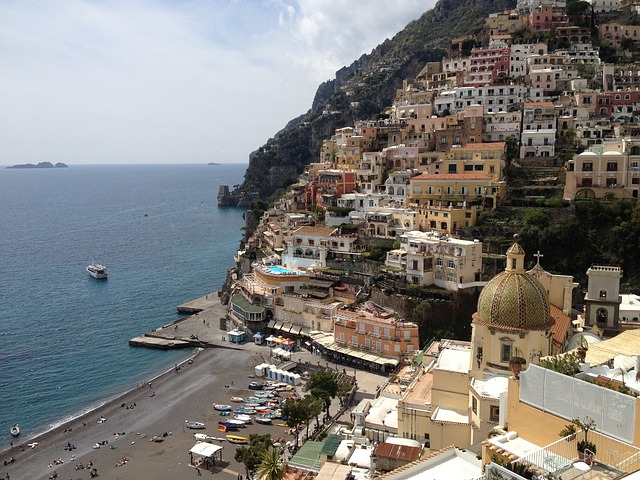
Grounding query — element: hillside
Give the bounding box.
[233,0,516,204]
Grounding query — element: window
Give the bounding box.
[607,162,618,171]
[600,289,607,298]
[501,342,512,362]
[583,162,593,171]
[490,405,500,422]
[447,260,455,268]
[472,396,478,415]
[441,137,447,144]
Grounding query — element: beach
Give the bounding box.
[0,347,280,479]
[0,296,300,480]
[0,293,382,480]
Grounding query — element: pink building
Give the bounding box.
[595,91,640,119]
[528,4,569,31]
[469,46,511,82]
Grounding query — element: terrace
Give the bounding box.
[484,429,640,479]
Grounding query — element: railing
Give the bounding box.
[517,429,640,476]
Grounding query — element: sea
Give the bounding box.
[0,163,247,447]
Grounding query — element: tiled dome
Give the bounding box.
[476,242,552,330]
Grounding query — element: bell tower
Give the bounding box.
[583,265,622,334]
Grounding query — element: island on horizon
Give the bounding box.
[208,162,221,165]
[7,161,68,169]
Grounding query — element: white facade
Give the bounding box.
[433,85,526,115]
[520,129,557,157]
[483,110,522,142]
[510,43,548,78]
[386,231,484,290]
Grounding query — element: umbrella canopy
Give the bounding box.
[190,441,223,458]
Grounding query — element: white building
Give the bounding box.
[483,110,522,142]
[385,231,484,290]
[510,43,548,78]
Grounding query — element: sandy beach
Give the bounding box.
[0,294,381,480]
[0,346,297,480]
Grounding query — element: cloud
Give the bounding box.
[0,0,434,164]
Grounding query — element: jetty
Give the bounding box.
[128,292,243,350]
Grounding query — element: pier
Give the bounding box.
[128,293,243,350]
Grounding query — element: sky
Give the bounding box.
[0,0,435,165]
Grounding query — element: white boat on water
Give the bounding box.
[184,420,206,430]
[87,263,108,279]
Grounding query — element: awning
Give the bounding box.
[290,326,302,336]
[267,320,276,329]
[274,321,284,330]
[190,442,223,458]
[281,322,293,332]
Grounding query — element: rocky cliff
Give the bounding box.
[226,0,515,205]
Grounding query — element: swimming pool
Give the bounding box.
[262,265,298,275]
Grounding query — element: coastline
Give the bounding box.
[0,295,275,480]
[0,346,270,480]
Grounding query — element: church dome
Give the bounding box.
[475,242,552,330]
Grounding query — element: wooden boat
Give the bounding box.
[234,414,252,423]
[234,408,256,415]
[225,419,246,428]
[194,433,225,443]
[184,420,206,430]
[255,416,273,425]
[10,424,20,437]
[218,421,239,431]
[226,435,248,444]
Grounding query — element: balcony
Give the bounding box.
[514,430,639,478]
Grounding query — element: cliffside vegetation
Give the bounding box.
[240,0,516,202]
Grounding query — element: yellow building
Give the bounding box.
[408,173,505,234]
[397,241,577,453]
[441,142,506,181]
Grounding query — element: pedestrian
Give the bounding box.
[196,466,201,476]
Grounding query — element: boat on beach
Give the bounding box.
[10,424,20,437]
[230,396,244,403]
[226,435,248,444]
[234,414,252,423]
[184,420,206,430]
[194,433,225,443]
[255,416,273,425]
[86,263,108,279]
[213,404,232,411]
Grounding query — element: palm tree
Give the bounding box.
[257,447,286,480]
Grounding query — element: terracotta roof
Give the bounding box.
[550,304,572,347]
[374,443,422,463]
[464,142,506,149]
[412,173,493,181]
[376,446,457,480]
[294,226,338,236]
[524,101,553,106]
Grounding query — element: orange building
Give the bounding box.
[333,303,419,361]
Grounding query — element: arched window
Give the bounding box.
[599,289,607,298]
[596,308,608,324]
